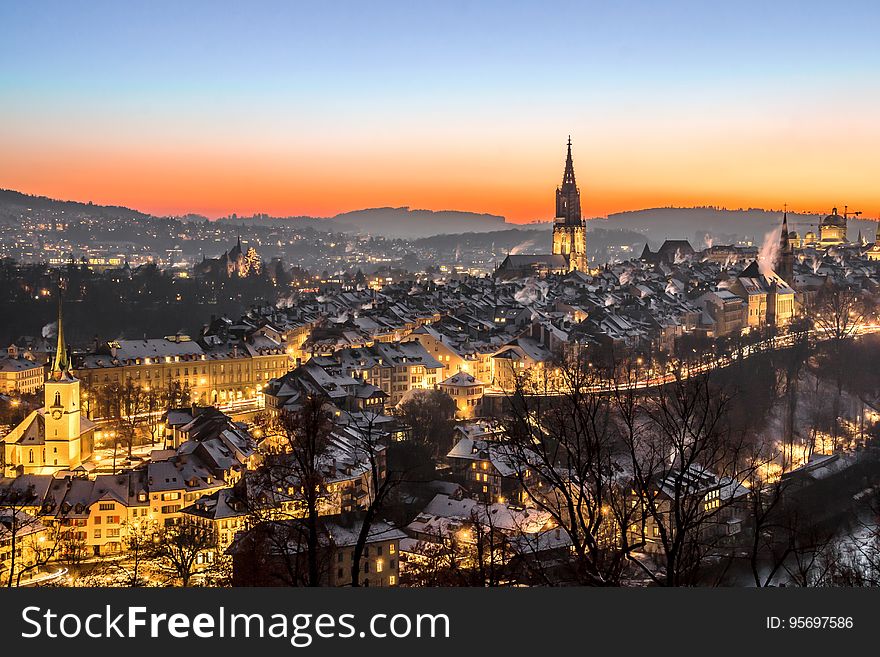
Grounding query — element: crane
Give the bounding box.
[843,205,862,220]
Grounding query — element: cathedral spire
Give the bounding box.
[561,135,576,189]
[780,209,790,250]
[555,137,581,226]
[553,137,587,271]
[50,293,72,380]
[777,210,794,286]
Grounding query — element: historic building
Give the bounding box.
[864,230,880,261]
[1,304,94,476]
[74,334,290,410]
[437,371,486,419]
[193,236,262,279]
[0,345,44,395]
[496,138,588,277]
[551,137,588,272]
[729,260,796,329]
[777,212,795,286]
[818,207,847,247]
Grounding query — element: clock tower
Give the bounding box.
[1,297,93,475]
[43,299,84,469]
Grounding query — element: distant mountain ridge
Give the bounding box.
[0,188,151,221]
[599,206,874,246]
[2,188,873,243]
[329,207,508,238]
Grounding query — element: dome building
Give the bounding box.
[818,207,847,246]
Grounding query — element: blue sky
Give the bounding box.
[2,1,879,220]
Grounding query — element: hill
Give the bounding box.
[329,207,509,238]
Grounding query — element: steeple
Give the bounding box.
[562,135,576,189]
[552,136,587,271]
[555,137,582,226]
[50,294,72,380]
[780,210,790,251]
[777,210,794,286]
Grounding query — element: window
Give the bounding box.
[389,543,396,555]
[377,546,383,557]
[99,503,114,511]
[94,530,102,539]
[389,575,396,586]
[376,559,383,573]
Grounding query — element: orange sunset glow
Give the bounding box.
[2,3,878,222]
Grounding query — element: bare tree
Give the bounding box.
[781,516,839,587]
[152,520,216,587]
[744,475,791,587]
[118,379,147,459]
[623,370,757,586]
[399,538,466,587]
[468,499,508,587]
[398,389,457,457]
[773,318,813,470]
[144,387,165,447]
[811,283,868,444]
[342,411,402,587]
[503,348,642,585]
[245,394,333,586]
[0,482,55,587]
[115,520,156,587]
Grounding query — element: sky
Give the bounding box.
[2,0,879,222]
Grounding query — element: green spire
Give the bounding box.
[50,294,71,379]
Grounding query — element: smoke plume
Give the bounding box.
[757,228,781,277]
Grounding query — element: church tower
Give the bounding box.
[43,298,84,469]
[777,211,794,286]
[552,137,588,271]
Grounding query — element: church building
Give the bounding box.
[551,137,588,272]
[817,207,847,247]
[497,138,589,278]
[1,302,95,476]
